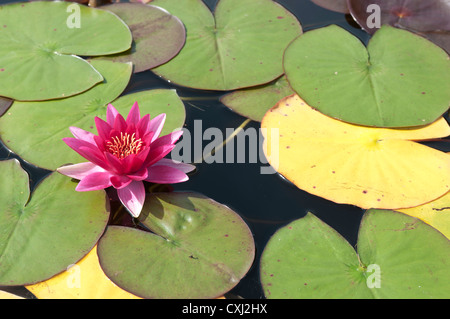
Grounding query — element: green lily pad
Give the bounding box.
[260,210,450,298]
[220,76,294,122]
[97,192,255,299]
[0,159,109,285]
[0,1,132,101]
[283,25,450,127]
[0,60,186,171]
[150,0,302,90]
[99,3,186,73]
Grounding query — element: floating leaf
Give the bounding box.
[0,159,109,285]
[398,191,450,239]
[150,0,302,90]
[0,1,132,101]
[97,192,255,299]
[26,246,140,299]
[260,210,450,298]
[99,3,186,73]
[261,94,450,210]
[283,25,450,127]
[220,76,294,122]
[0,60,185,171]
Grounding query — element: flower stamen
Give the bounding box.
[106,132,143,159]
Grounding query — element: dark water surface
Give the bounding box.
[0,0,448,299]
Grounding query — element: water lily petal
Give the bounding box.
[151,130,183,149]
[94,135,106,152]
[62,137,96,151]
[141,130,155,146]
[122,153,145,173]
[104,152,126,175]
[76,171,113,191]
[136,114,150,139]
[69,126,96,145]
[146,164,189,184]
[62,138,107,169]
[117,181,146,218]
[126,101,141,125]
[127,167,149,181]
[110,174,132,189]
[152,158,196,173]
[95,117,113,141]
[148,113,166,142]
[135,145,151,163]
[144,144,176,167]
[106,103,120,126]
[113,113,127,133]
[63,135,96,150]
[57,162,106,180]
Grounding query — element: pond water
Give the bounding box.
[0,0,448,299]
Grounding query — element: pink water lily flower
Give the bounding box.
[57,102,194,218]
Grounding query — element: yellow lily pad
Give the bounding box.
[398,190,450,239]
[26,246,140,299]
[261,94,450,209]
[0,290,24,299]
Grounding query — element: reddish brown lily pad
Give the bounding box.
[348,0,450,52]
[310,0,349,13]
[0,97,12,117]
[99,3,186,73]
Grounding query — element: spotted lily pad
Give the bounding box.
[97,192,255,299]
[150,0,302,90]
[260,210,450,298]
[0,60,186,171]
[0,1,132,101]
[283,25,450,127]
[0,159,109,285]
[99,3,186,73]
[261,94,450,209]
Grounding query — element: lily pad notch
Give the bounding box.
[97,192,255,299]
[0,1,132,101]
[283,24,450,127]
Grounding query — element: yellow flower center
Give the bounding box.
[106,132,143,159]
